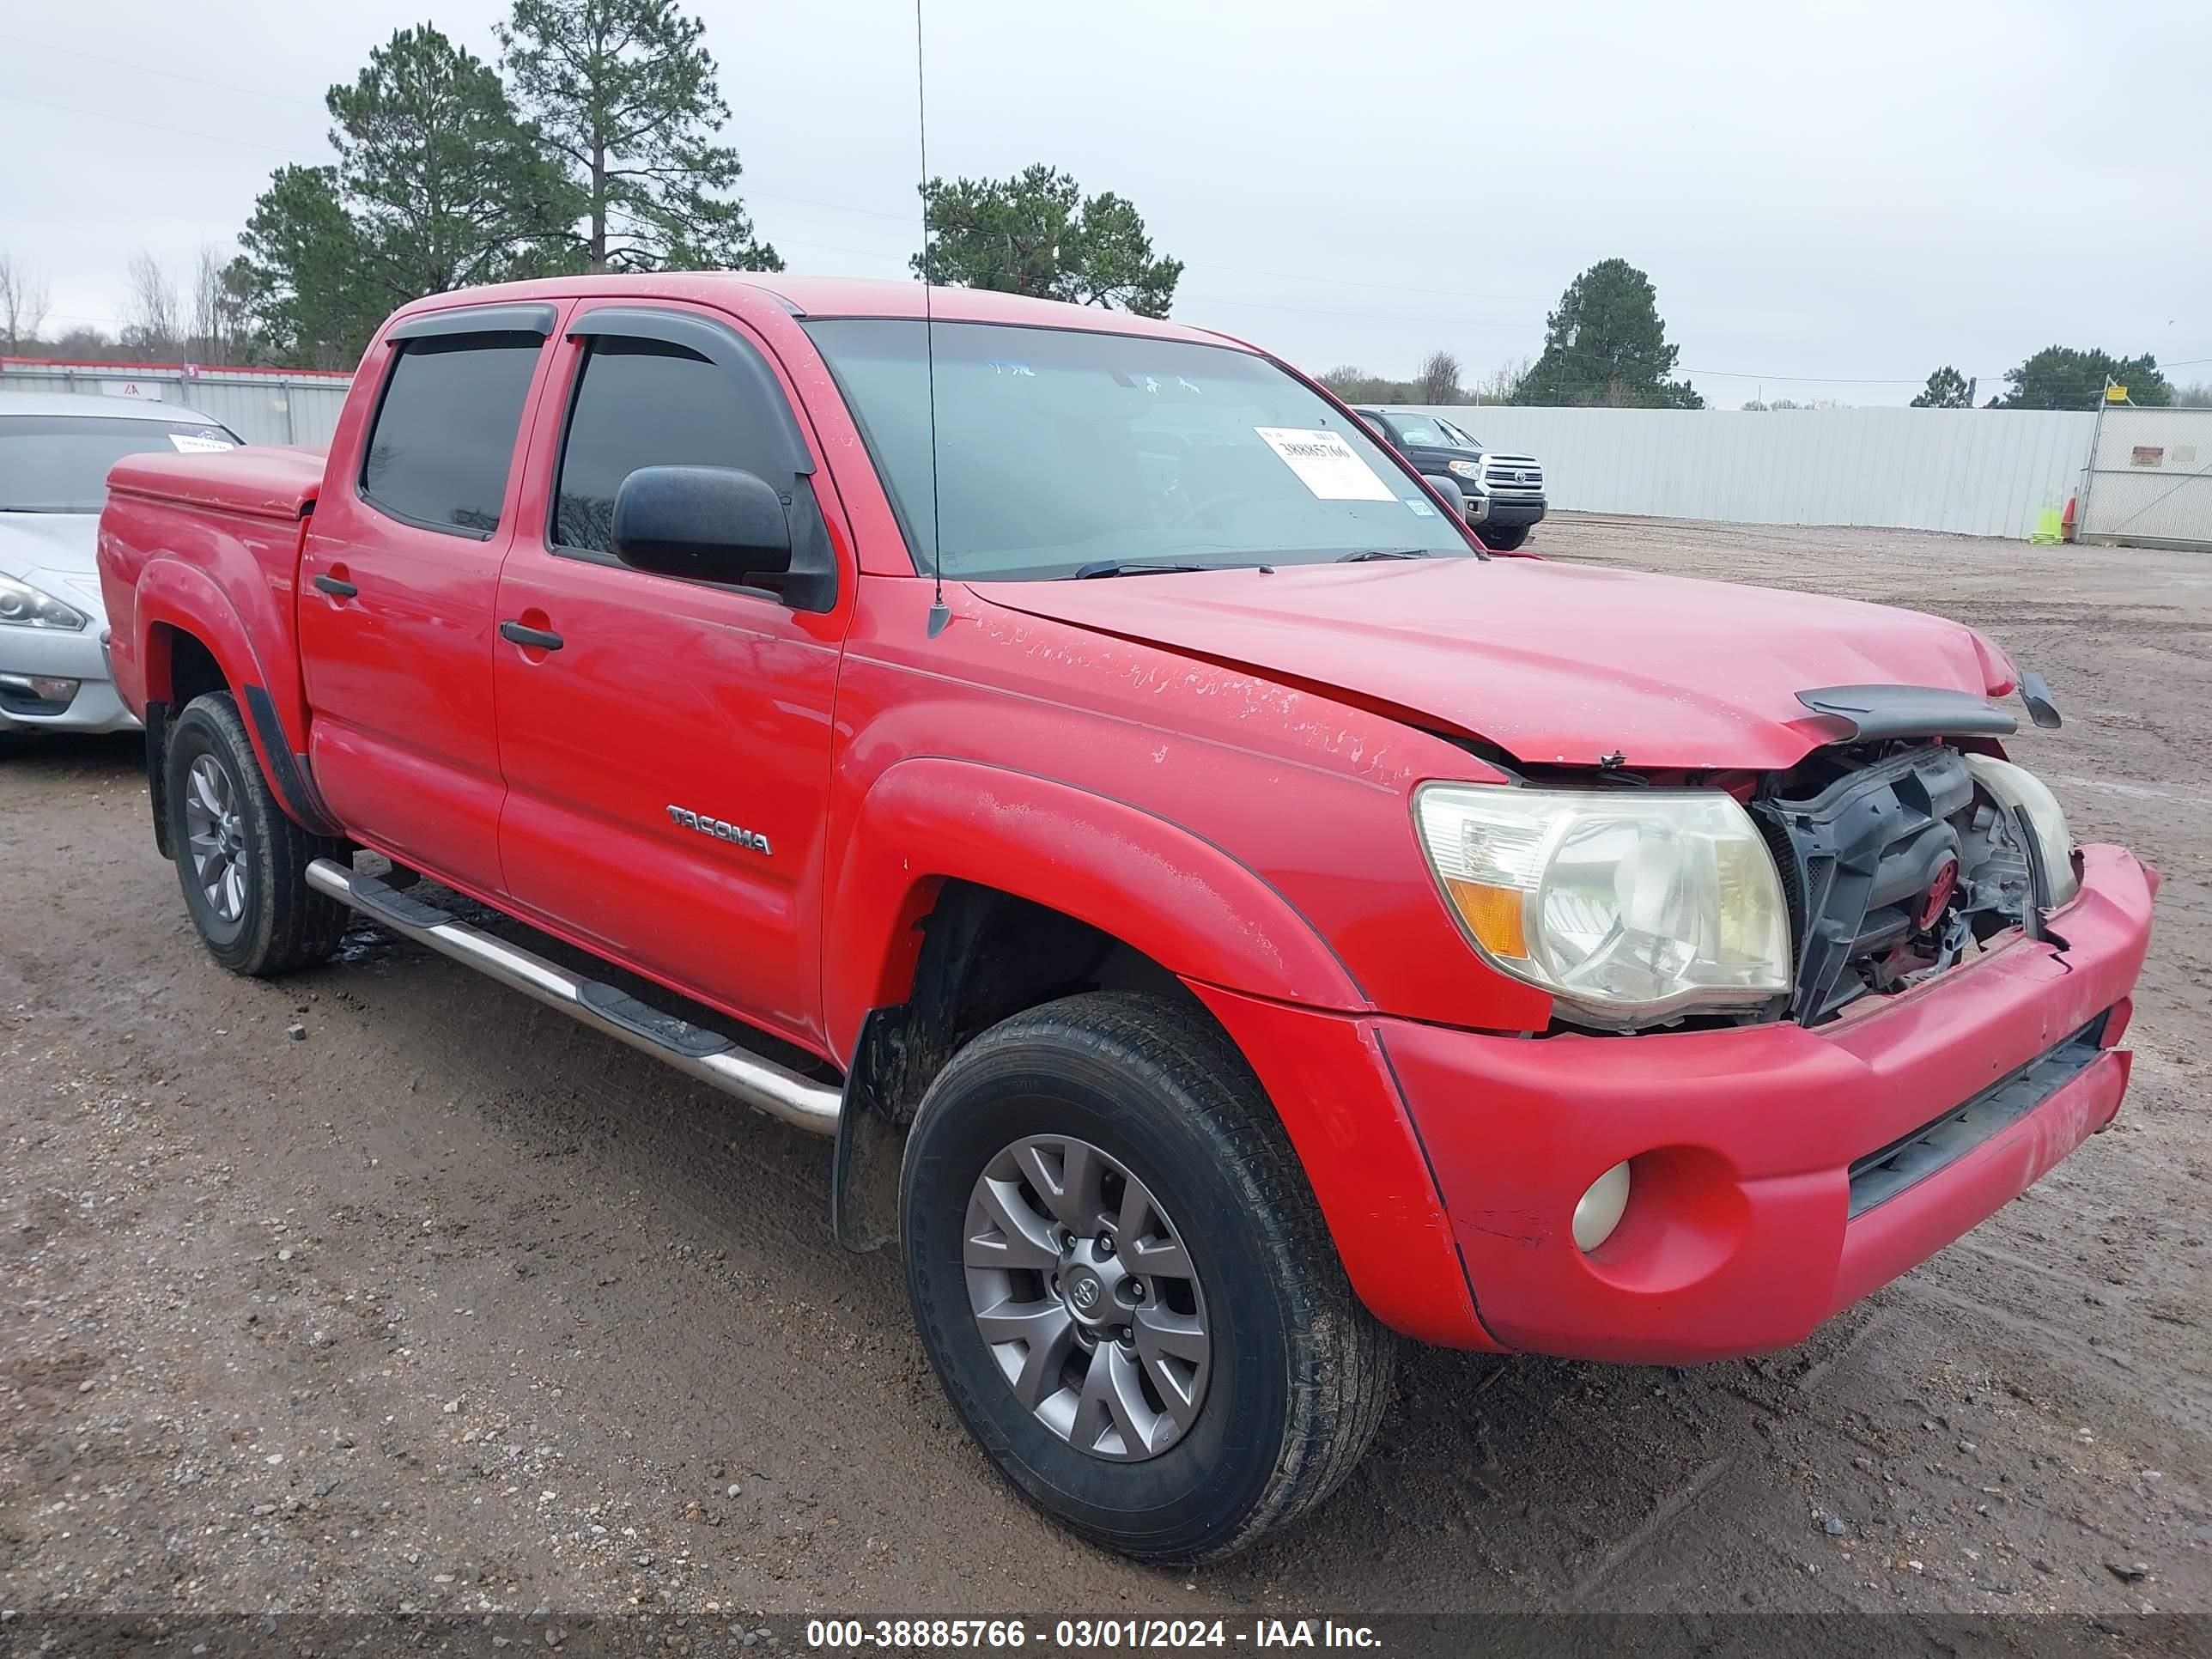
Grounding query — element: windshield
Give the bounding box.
[1381,413,1480,452]
[805,320,1475,580]
[0,415,240,514]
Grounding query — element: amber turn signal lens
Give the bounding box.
[1443,878,1528,960]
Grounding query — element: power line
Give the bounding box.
[0,88,320,157]
[1179,290,1538,330]
[0,29,326,108]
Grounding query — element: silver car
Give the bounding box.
[0,391,241,738]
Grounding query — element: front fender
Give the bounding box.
[823,756,1366,1060]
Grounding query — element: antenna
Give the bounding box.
[915,0,950,639]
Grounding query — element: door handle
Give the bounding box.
[500,619,565,651]
[313,573,358,599]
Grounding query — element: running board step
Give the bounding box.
[305,858,842,1136]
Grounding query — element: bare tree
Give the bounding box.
[0,251,51,353]
[1474,356,1531,405]
[187,245,249,365]
[120,249,182,356]
[1415,349,1463,404]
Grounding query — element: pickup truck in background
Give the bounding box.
[1351,404,1547,550]
[97,274,2154,1562]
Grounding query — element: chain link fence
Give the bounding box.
[2075,404,2212,551]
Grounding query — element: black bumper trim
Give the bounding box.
[1846,1012,2111,1219]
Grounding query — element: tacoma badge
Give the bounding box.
[666,805,772,856]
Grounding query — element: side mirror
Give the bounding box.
[1425,473,1468,517]
[611,465,792,588]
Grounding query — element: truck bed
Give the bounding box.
[105,443,329,521]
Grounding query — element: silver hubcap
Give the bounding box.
[182,754,248,924]
[963,1134,1212,1462]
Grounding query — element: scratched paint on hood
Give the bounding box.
[975,557,2012,770]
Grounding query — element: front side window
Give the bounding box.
[804,320,1475,580]
[553,336,789,554]
[360,333,542,537]
[0,416,239,514]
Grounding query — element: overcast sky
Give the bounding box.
[2,0,2203,405]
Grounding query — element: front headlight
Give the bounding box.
[1445,459,1483,481]
[1414,784,1793,1030]
[1964,755,2078,907]
[0,573,88,631]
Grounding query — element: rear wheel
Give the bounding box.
[166,691,348,975]
[901,991,1395,1561]
[1480,524,1530,551]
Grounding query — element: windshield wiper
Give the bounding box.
[1335,548,1431,562]
[1068,560,1212,580]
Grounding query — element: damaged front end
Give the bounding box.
[1753,740,2058,1024]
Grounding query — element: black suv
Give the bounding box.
[1350,406,1546,551]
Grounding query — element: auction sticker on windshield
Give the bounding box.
[1254,427,1396,501]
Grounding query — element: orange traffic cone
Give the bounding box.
[2061,495,2078,543]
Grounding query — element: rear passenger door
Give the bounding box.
[299,305,562,896]
[491,303,849,1054]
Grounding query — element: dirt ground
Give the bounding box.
[2,516,2207,1630]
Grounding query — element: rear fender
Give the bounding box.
[133,558,338,836]
[823,757,1365,1060]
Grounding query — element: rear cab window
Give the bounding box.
[360,333,544,537]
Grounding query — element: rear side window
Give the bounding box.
[361,332,542,537]
[553,337,794,554]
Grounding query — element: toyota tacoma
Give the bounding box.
[96,275,2154,1562]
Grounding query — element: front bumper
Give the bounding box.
[1466,493,1546,528]
[0,617,140,735]
[1199,842,2154,1362]
[1383,842,2154,1362]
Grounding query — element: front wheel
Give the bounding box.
[1480,524,1530,552]
[901,992,1395,1562]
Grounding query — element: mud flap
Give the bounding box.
[143,700,172,858]
[831,1008,913,1253]
[832,897,994,1252]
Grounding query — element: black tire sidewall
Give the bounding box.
[166,698,269,969]
[902,1024,1296,1559]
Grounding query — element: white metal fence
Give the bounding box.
[1409,405,2099,540]
[8,361,2164,545]
[2075,404,2212,551]
[0,359,351,447]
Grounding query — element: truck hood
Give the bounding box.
[977,556,2014,770]
[0,511,108,621]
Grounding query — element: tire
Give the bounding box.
[901,991,1396,1562]
[165,690,349,976]
[1480,524,1529,552]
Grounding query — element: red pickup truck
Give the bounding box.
[97,274,2154,1562]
